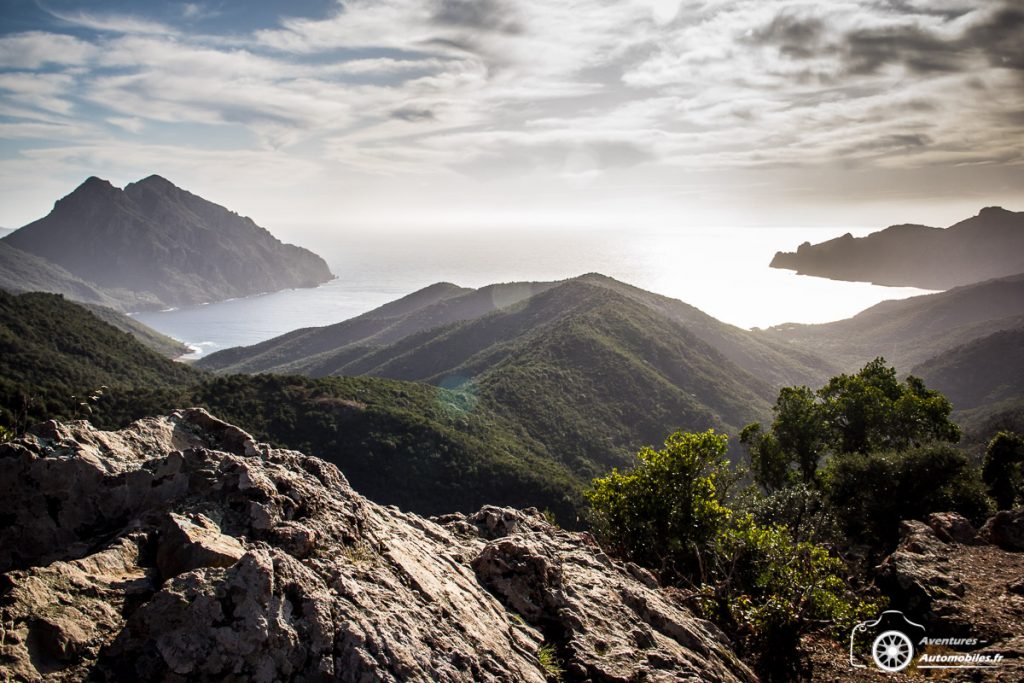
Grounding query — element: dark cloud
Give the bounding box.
[432,0,522,35]
[965,8,1024,70]
[751,2,1024,76]
[747,14,827,59]
[842,25,962,75]
[391,107,435,121]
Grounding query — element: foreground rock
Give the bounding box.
[981,508,1024,550]
[0,410,754,682]
[873,515,1024,681]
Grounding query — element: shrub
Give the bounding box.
[738,483,841,545]
[699,516,880,680]
[823,443,992,553]
[587,431,875,680]
[585,430,733,582]
[982,431,1024,510]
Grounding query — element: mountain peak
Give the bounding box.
[54,176,122,209]
[74,176,118,194]
[8,175,335,310]
[126,174,181,196]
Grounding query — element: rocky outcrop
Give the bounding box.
[874,520,965,623]
[926,511,983,546]
[0,410,755,683]
[875,515,1024,663]
[981,509,1024,550]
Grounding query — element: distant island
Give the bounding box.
[770,207,1024,289]
[1,175,335,311]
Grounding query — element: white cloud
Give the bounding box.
[0,32,99,69]
[0,0,1020,228]
[45,9,178,36]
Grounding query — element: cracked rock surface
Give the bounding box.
[0,409,755,682]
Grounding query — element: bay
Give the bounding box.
[132,226,935,357]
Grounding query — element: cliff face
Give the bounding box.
[0,409,755,683]
[2,176,334,310]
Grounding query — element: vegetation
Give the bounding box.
[741,358,960,490]
[536,644,564,681]
[983,431,1024,510]
[0,291,585,522]
[0,290,198,430]
[823,444,992,551]
[586,429,876,680]
[586,430,734,581]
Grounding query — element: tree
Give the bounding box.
[585,430,733,582]
[773,386,826,481]
[742,358,960,489]
[823,443,992,553]
[740,423,789,492]
[983,431,1024,510]
[819,359,959,455]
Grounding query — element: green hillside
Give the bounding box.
[0,291,583,522]
[208,278,777,471]
[0,291,199,426]
[762,273,1024,372]
[913,327,1024,412]
[79,303,190,358]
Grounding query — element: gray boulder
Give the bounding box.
[0,409,756,683]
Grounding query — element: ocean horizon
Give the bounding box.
[132,225,935,357]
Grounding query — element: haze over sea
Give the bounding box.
[134,226,933,357]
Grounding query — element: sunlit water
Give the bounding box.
[132,227,935,357]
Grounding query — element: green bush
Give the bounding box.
[741,358,960,489]
[823,443,992,553]
[982,431,1024,510]
[738,483,841,545]
[585,430,733,582]
[699,516,880,680]
[587,430,875,680]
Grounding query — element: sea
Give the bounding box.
[131,226,935,358]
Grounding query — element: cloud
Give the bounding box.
[43,8,178,35]
[0,0,1021,228]
[0,32,99,69]
[0,72,77,115]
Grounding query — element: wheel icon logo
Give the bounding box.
[872,630,913,672]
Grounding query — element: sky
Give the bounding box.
[0,0,1022,236]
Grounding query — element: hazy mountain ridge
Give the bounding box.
[763,273,1024,372]
[770,206,1024,289]
[913,326,1024,412]
[200,273,833,388]
[203,277,782,470]
[2,175,335,311]
[0,240,161,311]
[197,281,556,375]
